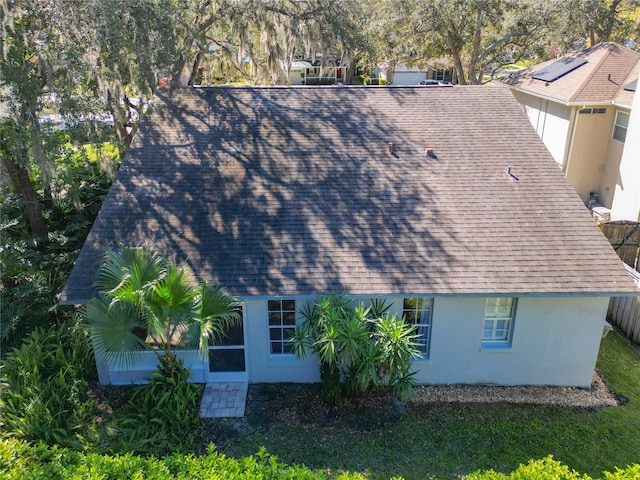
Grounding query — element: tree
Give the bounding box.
[0,0,189,235]
[81,246,242,374]
[555,0,640,48]
[368,0,560,84]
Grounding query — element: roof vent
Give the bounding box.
[425,148,436,159]
[388,142,394,154]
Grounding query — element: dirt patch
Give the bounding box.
[198,383,406,453]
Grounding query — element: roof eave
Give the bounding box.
[506,85,633,109]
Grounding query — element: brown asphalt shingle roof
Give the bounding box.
[60,85,637,303]
[501,42,640,107]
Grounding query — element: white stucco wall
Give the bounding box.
[245,298,321,383]
[409,296,607,387]
[96,295,608,388]
[610,89,640,221]
[511,91,571,166]
[102,350,206,385]
[244,295,608,388]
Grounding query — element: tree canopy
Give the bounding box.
[2,0,639,234]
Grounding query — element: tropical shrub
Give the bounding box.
[0,320,97,448]
[291,295,419,402]
[116,355,203,455]
[81,245,242,371]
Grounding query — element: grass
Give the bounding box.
[216,331,640,479]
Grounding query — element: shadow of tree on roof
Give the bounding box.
[73,86,460,299]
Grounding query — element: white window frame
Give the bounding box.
[612,110,630,143]
[267,299,296,355]
[482,297,516,349]
[402,297,433,359]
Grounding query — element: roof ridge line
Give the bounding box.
[568,44,612,103]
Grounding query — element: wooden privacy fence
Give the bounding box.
[602,221,640,344]
[607,266,640,344]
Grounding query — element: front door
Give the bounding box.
[207,309,247,382]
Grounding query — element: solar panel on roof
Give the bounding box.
[623,78,637,92]
[532,57,588,82]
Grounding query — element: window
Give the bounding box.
[403,298,433,358]
[482,297,516,348]
[579,108,606,115]
[613,111,630,143]
[268,299,296,355]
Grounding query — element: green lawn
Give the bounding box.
[217,331,640,479]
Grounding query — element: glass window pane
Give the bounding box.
[271,342,282,354]
[403,298,416,309]
[282,300,296,311]
[270,328,282,340]
[268,300,281,311]
[614,125,627,142]
[268,312,281,325]
[283,312,296,325]
[283,327,295,339]
[617,112,630,128]
[404,311,417,323]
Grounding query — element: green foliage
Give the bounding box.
[115,355,203,455]
[0,321,97,448]
[0,439,365,479]
[468,457,590,479]
[1,142,115,349]
[2,440,640,479]
[82,245,243,368]
[292,294,419,402]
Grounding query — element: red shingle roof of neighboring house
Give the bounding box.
[60,86,637,304]
[501,42,640,107]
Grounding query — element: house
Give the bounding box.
[376,62,453,85]
[284,60,348,85]
[60,85,637,388]
[500,42,640,222]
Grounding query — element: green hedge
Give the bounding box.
[0,440,362,479]
[1,441,639,480]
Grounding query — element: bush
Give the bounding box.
[291,295,419,402]
[0,321,97,448]
[2,442,640,480]
[116,355,203,455]
[0,440,363,479]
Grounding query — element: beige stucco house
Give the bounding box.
[501,43,640,222]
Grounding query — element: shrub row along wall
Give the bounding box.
[1,440,640,480]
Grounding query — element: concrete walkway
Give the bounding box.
[200,382,249,418]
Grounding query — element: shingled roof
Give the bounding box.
[500,42,640,107]
[60,85,636,303]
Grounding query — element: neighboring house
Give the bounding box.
[500,42,640,222]
[376,63,453,85]
[60,85,637,388]
[284,61,348,85]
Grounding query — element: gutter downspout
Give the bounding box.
[563,105,585,176]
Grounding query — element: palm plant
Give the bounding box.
[291,294,420,401]
[81,245,242,373]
